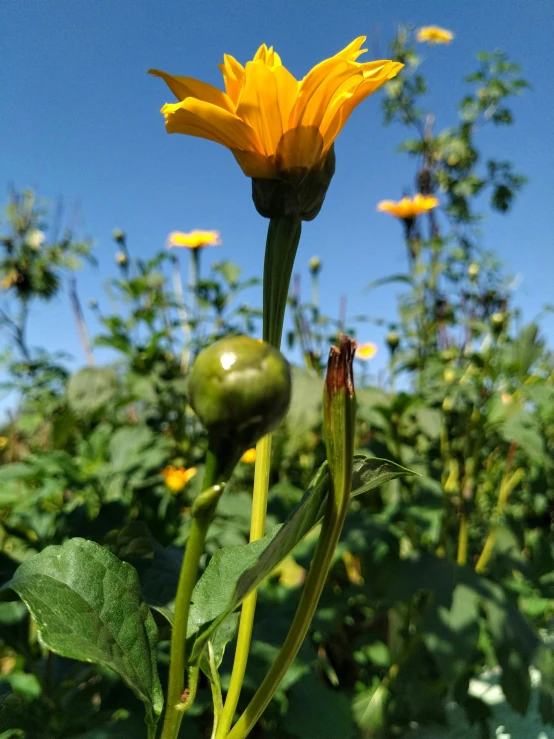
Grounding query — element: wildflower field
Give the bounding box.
[0,10,553,739]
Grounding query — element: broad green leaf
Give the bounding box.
[284,674,356,739]
[352,680,389,734]
[67,367,119,416]
[536,645,554,726]
[186,455,414,661]
[482,583,538,714]
[0,538,163,731]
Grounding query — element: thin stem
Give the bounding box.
[218,217,301,734]
[457,510,469,566]
[216,434,271,739]
[475,465,524,574]
[161,450,222,739]
[209,644,224,739]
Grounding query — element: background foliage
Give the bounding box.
[0,28,552,739]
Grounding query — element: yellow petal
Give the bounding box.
[231,149,277,178]
[218,54,246,106]
[149,69,234,112]
[274,125,323,172]
[236,61,297,156]
[162,98,262,152]
[321,61,404,148]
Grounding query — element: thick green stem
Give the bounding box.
[161,450,227,739]
[217,217,301,737]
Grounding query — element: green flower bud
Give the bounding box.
[386,331,400,352]
[188,336,292,452]
[115,250,128,266]
[490,311,506,333]
[468,262,480,280]
[113,229,126,244]
[251,142,336,221]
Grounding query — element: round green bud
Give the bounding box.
[188,335,292,451]
[115,250,128,266]
[386,331,400,352]
[490,312,506,332]
[468,262,480,280]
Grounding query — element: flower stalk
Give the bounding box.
[225,335,357,739]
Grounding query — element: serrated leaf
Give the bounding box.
[0,539,163,731]
[186,456,414,661]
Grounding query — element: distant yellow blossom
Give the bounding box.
[150,38,403,180]
[162,465,197,493]
[501,393,513,406]
[1,271,19,290]
[378,194,439,220]
[0,436,8,450]
[167,230,221,249]
[356,342,378,361]
[416,26,454,45]
[241,448,257,464]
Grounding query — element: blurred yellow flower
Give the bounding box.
[356,342,378,361]
[162,465,197,493]
[167,230,221,249]
[0,436,8,450]
[150,38,403,179]
[416,26,454,45]
[241,448,257,464]
[378,194,439,220]
[1,271,19,290]
[501,393,513,405]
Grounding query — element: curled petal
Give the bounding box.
[149,69,234,112]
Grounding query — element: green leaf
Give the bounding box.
[352,680,389,734]
[284,675,356,739]
[186,456,414,660]
[483,587,538,714]
[67,367,119,416]
[198,613,239,679]
[0,539,163,731]
[0,692,44,737]
[364,274,411,293]
[537,644,554,726]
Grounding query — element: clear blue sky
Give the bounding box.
[1,0,553,379]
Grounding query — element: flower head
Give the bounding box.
[241,448,257,464]
[150,39,403,219]
[162,465,197,493]
[356,342,378,361]
[416,26,454,45]
[1,271,19,290]
[167,230,221,249]
[377,194,439,220]
[26,229,45,251]
[115,250,128,266]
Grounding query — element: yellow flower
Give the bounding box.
[167,230,222,249]
[150,38,403,180]
[377,194,439,220]
[0,436,8,450]
[416,26,454,45]
[501,393,513,406]
[241,448,257,464]
[162,465,197,493]
[1,271,19,290]
[356,342,378,361]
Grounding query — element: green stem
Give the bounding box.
[226,338,356,739]
[161,450,226,739]
[217,217,301,737]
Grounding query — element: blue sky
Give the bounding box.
[1,0,553,382]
